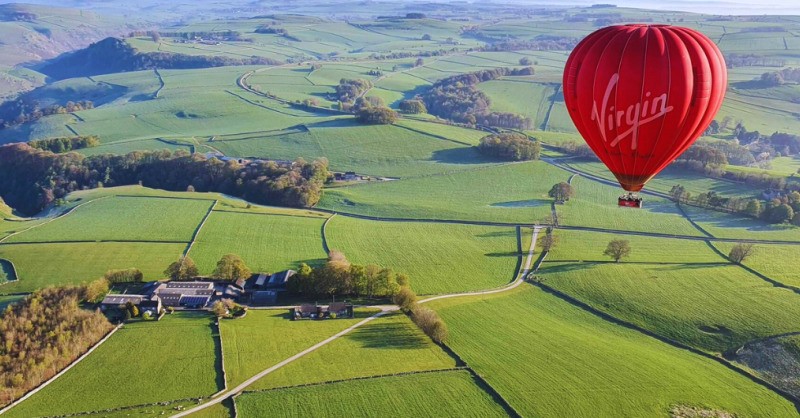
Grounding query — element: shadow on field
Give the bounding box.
[430,147,493,164]
[345,315,428,350]
[475,229,518,238]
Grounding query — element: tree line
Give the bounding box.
[671,185,800,225]
[287,250,405,299]
[724,53,785,69]
[0,283,113,407]
[0,143,329,215]
[760,67,800,86]
[422,67,534,130]
[477,132,541,161]
[29,135,100,153]
[0,101,94,129]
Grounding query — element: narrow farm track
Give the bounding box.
[170,227,542,417]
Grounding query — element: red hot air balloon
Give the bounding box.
[562,24,727,206]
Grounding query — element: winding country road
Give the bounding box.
[171,227,542,417]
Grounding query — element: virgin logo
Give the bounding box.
[590,73,674,150]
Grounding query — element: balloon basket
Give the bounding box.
[618,193,643,208]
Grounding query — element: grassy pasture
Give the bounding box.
[325,216,521,295]
[189,210,328,275]
[7,312,221,417]
[428,286,799,417]
[250,311,456,390]
[713,242,800,288]
[476,79,555,129]
[219,309,377,387]
[78,138,193,156]
[210,118,497,178]
[546,229,722,263]
[564,161,761,199]
[0,242,186,292]
[681,205,800,242]
[538,262,800,353]
[5,196,212,243]
[557,175,705,236]
[319,161,563,224]
[238,370,505,417]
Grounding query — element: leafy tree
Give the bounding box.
[765,203,794,224]
[212,301,228,318]
[415,58,424,67]
[396,273,410,287]
[125,301,140,318]
[84,278,110,303]
[357,106,398,125]
[394,287,418,313]
[399,100,427,114]
[104,268,143,284]
[728,243,755,264]
[212,254,252,281]
[744,199,762,217]
[164,256,199,281]
[603,239,631,263]
[519,57,532,65]
[411,306,448,343]
[478,133,540,161]
[669,185,690,202]
[421,33,432,40]
[539,231,558,252]
[548,182,575,203]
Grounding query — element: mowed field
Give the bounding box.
[249,311,456,391]
[713,242,800,288]
[537,261,800,353]
[0,242,186,292]
[320,161,563,224]
[428,286,799,417]
[6,312,222,417]
[4,196,213,243]
[237,370,506,417]
[189,209,328,275]
[219,309,378,387]
[325,216,521,294]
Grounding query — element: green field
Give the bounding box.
[208,118,497,178]
[325,216,521,294]
[538,262,800,353]
[189,210,327,275]
[320,161,563,223]
[546,230,722,263]
[477,79,554,129]
[428,286,799,417]
[7,312,222,417]
[0,242,186,292]
[219,309,377,387]
[714,242,800,288]
[250,311,455,390]
[237,370,506,417]
[682,205,800,242]
[5,196,212,243]
[557,175,706,236]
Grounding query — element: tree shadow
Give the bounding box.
[430,147,495,165]
[344,315,428,350]
[489,199,549,208]
[731,80,768,90]
[475,230,517,238]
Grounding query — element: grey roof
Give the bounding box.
[101,294,144,305]
[255,273,269,287]
[267,270,295,288]
[165,281,214,290]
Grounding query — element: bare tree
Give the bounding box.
[728,242,755,264]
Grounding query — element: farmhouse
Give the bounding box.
[290,302,354,320]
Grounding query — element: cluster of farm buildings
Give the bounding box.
[100,270,296,314]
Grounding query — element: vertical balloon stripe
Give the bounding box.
[562,24,726,192]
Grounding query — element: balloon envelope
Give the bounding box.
[562,24,727,192]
